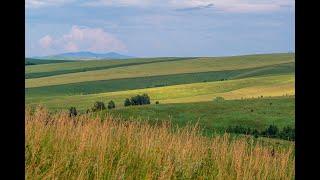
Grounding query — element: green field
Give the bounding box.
[25,57,193,79]
[25,53,295,137]
[25,58,74,65]
[106,97,294,132]
[26,53,294,88]
[26,62,294,97]
[26,74,294,110]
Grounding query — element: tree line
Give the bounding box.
[226,125,295,141]
[69,93,153,116]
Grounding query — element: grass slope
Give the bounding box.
[26,62,294,98]
[26,53,294,88]
[108,97,294,132]
[25,58,74,65]
[26,74,294,111]
[26,108,295,179]
[26,57,194,79]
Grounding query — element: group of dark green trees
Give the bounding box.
[69,100,116,116]
[69,94,152,116]
[88,100,116,112]
[226,125,295,141]
[124,94,151,106]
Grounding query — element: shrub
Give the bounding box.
[214,97,225,102]
[130,95,139,105]
[279,126,295,141]
[226,125,294,141]
[155,101,159,104]
[92,101,106,112]
[107,100,116,109]
[69,107,77,117]
[141,93,151,105]
[262,125,279,138]
[128,94,151,106]
[124,98,132,106]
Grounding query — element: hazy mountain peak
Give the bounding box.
[32,51,134,60]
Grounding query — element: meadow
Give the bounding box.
[25,58,74,65]
[26,57,193,79]
[108,97,294,132]
[25,53,295,179]
[25,53,295,134]
[26,107,295,179]
[26,74,294,111]
[26,53,294,88]
[26,62,294,97]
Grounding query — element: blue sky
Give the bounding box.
[26,0,295,57]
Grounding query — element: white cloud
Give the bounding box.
[39,35,53,48]
[26,0,75,8]
[83,0,294,13]
[26,0,294,13]
[38,26,126,54]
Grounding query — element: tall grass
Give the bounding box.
[26,107,294,179]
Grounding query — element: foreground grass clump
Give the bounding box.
[26,107,294,179]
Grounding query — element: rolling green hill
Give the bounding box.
[26,53,294,88]
[25,57,194,79]
[25,53,295,137]
[107,97,294,133]
[25,58,74,65]
[26,74,294,111]
[26,62,294,98]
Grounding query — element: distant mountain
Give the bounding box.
[32,51,134,60]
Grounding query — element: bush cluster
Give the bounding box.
[226,125,295,141]
[92,101,106,112]
[214,97,225,102]
[124,94,151,106]
[86,100,117,113]
[68,107,77,117]
[107,100,116,109]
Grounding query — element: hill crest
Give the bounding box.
[31,51,134,60]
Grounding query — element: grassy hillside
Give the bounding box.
[26,108,295,179]
[26,74,294,111]
[107,97,294,132]
[25,58,74,65]
[25,53,295,142]
[26,57,193,79]
[26,53,294,88]
[26,62,294,97]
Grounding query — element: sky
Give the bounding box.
[25,0,295,57]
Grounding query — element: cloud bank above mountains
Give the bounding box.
[26,0,294,13]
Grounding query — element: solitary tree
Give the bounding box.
[69,107,77,117]
[108,100,116,109]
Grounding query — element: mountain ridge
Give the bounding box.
[31,51,134,60]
